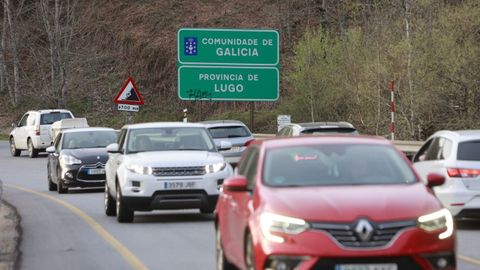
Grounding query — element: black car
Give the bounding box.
[46,127,118,193]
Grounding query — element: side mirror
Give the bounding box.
[46,146,56,153]
[427,173,445,188]
[223,176,248,192]
[106,143,119,153]
[216,141,232,151]
[11,122,17,128]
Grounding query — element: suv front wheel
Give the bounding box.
[10,137,20,157]
[116,185,134,223]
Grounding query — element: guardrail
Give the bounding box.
[253,134,423,154]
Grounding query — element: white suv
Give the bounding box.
[413,130,480,217]
[9,110,74,158]
[104,122,233,223]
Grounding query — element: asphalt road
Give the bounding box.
[1,141,480,270]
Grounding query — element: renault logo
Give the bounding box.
[355,219,374,242]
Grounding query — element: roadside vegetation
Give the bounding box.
[0,0,479,140]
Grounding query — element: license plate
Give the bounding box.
[163,181,196,190]
[88,168,105,175]
[335,264,397,270]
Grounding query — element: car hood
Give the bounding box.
[261,183,442,222]
[126,151,225,167]
[62,148,109,164]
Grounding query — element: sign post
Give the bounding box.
[114,77,144,124]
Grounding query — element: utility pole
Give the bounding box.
[389,80,395,140]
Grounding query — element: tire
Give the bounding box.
[28,139,39,158]
[116,185,134,223]
[47,173,57,191]
[104,183,116,216]
[245,233,256,270]
[10,137,21,157]
[216,228,236,270]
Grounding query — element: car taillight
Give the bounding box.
[447,168,480,178]
[35,126,40,136]
[244,139,254,147]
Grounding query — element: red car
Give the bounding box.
[215,136,455,270]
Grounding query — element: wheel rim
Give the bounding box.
[28,141,33,155]
[116,187,120,214]
[104,185,109,210]
[10,139,15,154]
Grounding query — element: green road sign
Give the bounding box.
[178,28,279,66]
[178,66,279,101]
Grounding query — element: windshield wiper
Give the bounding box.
[177,148,204,151]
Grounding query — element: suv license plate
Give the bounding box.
[163,181,196,190]
[335,264,398,270]
[88,168,105,175]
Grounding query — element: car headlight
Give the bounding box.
[260,213,309,243]
[60,154,82,165]
[417,208,454,239]
[205,162,226,174]
[127,164,153,175]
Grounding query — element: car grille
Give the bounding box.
[312,256,421,270]
[152,166,206,177]
[309,220,416,248]
[77,162,106,181]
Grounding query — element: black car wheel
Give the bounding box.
[47,172,57,191]
[116,185,134,223]
[56,167,68,194]
[104,183,116,216]
[28,139,38,158]
[216,228,237,270]
[10,137,20,157]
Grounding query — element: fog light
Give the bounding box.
[265,256,308,270]
[132,181,140,187]
[65,172,73,179]
[437,258,448,268]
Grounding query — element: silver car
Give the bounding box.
[413,130,480,218]
[201,120,254,167]
[277,122,358,136]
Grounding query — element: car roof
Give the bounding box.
[27,109,72,114]
[123,122,206,130]
[199,120,247,127]
[253,135,391,148]
[62,127,114,134]
[432,130,480,142]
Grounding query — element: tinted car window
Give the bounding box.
[62,131,117,149]
[457,140,480,161]
[208,126,250,138]
[301,128,358,135]
[424,138,442,161]
[263,144,417,186]
[18,114,28,127]
[40,112,72,125]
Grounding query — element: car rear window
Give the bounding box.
[208,126,251,139]
[301,127,358,135]
[263,144,417,187]
[457,140,480,161]
[40,112,72,125]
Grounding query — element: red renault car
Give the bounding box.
[215,136,455,270]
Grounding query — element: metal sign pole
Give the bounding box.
[249,102,254,132]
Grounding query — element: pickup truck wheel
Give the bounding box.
[10,138,20,157]
[116,186,134,223]
[28,139,39,158]
[104,184,116,216]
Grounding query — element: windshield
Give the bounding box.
[208,126,251,139]
[40,112,72,125]
[263,144,417,187]
[126,127,215,153]
[62,130,117,149]
[301,127,358,135]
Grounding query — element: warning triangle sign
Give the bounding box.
[114,77,144,105]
